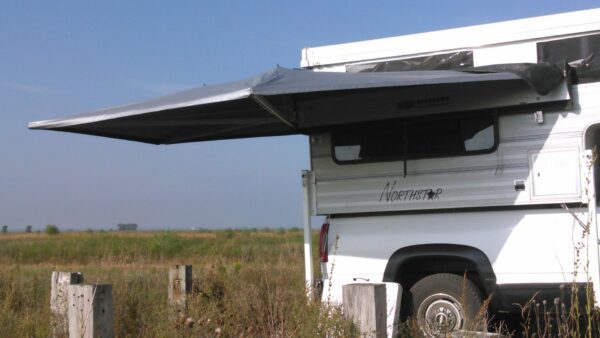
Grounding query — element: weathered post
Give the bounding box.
[168,265,193,321]
[68,284,114,338]
[342,283,388,338]
[50,271,84,337]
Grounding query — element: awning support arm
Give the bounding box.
[251,94,296,129]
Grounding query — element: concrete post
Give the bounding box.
[168,265,193,321]
[50,271,83,337]
[68,284,114,338]
[343,283,396,338]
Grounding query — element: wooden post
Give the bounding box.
[50,271,83,337]
[68,284,114,338]
[168,265,192,321]
[343,283,387,338]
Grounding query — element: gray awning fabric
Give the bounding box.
[28,64,570,144]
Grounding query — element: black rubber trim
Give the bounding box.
[382,244,497,297]
[329,202,585,219]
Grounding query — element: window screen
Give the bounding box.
[332,114,496,163]
[346,51,473,73]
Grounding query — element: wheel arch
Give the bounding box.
[382,244,497,297]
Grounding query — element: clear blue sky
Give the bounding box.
[1,1,597,230]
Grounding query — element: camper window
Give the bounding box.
[332,113,496,163]
[537,33,600,83]
[345,51,474,73]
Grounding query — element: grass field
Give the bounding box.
[0,229,357,337]
[5,229,598,337]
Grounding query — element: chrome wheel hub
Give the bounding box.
[417,293,465,337]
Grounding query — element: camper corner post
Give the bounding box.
[302,170,315,299]
[584,149,600,305]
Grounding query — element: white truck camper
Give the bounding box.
[303,9,600,335]
[29,8,600,337]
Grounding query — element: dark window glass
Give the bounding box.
[333,120,404,162]
[332,114,496,163]
[406,118,461,156]
[537,34,600,83]
[538,34,600,64]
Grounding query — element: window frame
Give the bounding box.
[330,112,499,165]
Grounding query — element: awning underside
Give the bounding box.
[29,64,570,144]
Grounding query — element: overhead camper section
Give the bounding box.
[301,8,600,71]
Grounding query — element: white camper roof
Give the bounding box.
[301,8,600,69]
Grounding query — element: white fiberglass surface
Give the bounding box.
[321,208,592,304]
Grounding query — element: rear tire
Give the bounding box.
[408,273,483,337]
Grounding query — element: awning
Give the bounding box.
[28,64,570,144]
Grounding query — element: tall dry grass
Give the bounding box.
[2,223,600,337]
[0,229,357,337]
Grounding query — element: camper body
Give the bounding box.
[301,9,600,331]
